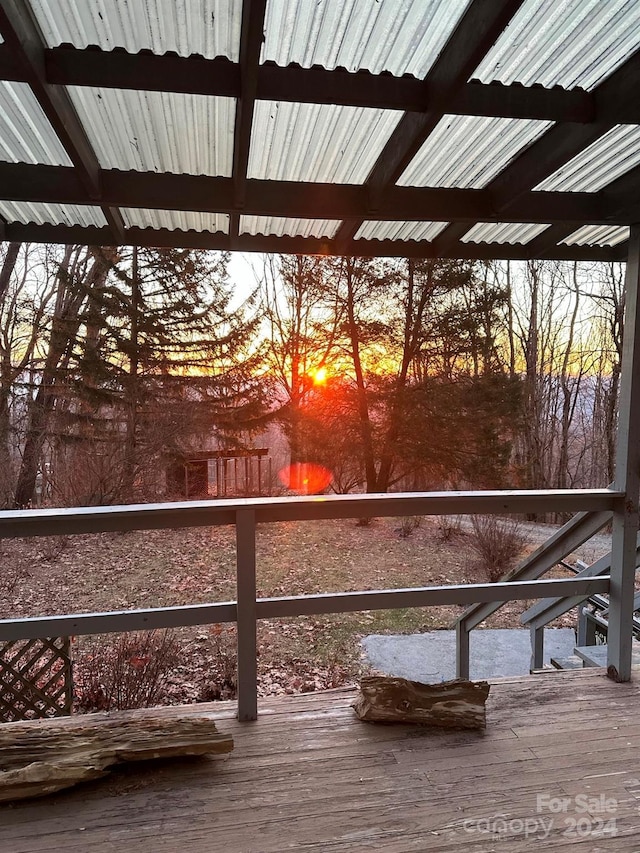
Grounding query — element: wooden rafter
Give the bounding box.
[0,221,626,262]
[0,43,603,122]
[435,49,640,254]
[0,162,626,224]
[334,0,527,247]
[230,0,267,241]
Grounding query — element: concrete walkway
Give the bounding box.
[361,627,577,682]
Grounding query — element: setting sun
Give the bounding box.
[310,366,327,385]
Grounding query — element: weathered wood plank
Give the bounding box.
[2,671,640,852]
[0,709,233,801]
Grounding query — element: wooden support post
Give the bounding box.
[530,624,544,671]
[236,508,258,720]
[609,224,640,682]
[577,606,597,646]
[456,619,470,679]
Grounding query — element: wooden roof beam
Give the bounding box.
[0,44,593,122]
[0,162,623,225]
[230,0,267,241]
[0,221,624,262]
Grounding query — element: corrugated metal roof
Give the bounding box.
[261,0,471,77]
[462,222,549,244]
[30,0,242,60]
[398,115,551,189]
[355,221,448,241]
[0,81,71,165]
[248,101,402,183]
[562,225,630,247]
[535,125,640,192]
[0,200,107,227]
[239,216,341,238]
[474,0,640,91]
[122,208,229,233]
[67,87,235,175]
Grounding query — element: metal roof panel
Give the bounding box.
[563,225,630,246]
[0,200,107,227]
[536,125,640,192]
[355,221,448,241]
[122,208,229,233]
[248,101,402,183]
[398,115,552,189]
[0,81,71,165]
[29,0,242,60]
[239,216,340,238]
[67,87,235,176]
[261,0,471,76]
[462,222,550,244]
[474,0,640,91]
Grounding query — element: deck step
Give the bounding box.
[574,640,640,668]
[550,655,585,670]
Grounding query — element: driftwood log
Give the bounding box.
[353,676,490,729]
[0,707,233,802]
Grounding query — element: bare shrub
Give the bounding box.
[468,515,529,582]
[37,535,70,562]
[74,630,180,712]
[0,557,27,599]
[396,516,421,539]
[436,515,463,543]
[196,624,238,701]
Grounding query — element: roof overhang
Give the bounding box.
[1,0,639,261]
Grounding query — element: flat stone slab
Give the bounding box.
[574,640,640,668]
[361,628,576,682]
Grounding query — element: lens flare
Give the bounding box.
[278,462,332,495]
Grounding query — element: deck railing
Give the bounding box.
[0,488,621,720]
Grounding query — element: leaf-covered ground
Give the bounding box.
[0,517,578,708]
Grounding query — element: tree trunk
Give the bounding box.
[344,259,378,492]
[14,249,111,507]
[0,243,21,505]
[123,245,140,500]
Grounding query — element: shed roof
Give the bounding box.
[1,0,640,261]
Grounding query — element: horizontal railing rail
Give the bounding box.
[0,577,611,642]
[0,489,623,720]
[0,489,622,538]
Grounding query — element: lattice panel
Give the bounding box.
[0,637,73,723]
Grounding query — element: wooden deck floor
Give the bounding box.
[3,668,640,852]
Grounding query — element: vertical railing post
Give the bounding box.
[236,508,258,720]
[530,625,544,672]
[456,620,470,679]
[609,224,640,682]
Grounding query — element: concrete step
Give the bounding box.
[550,655,585,670]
